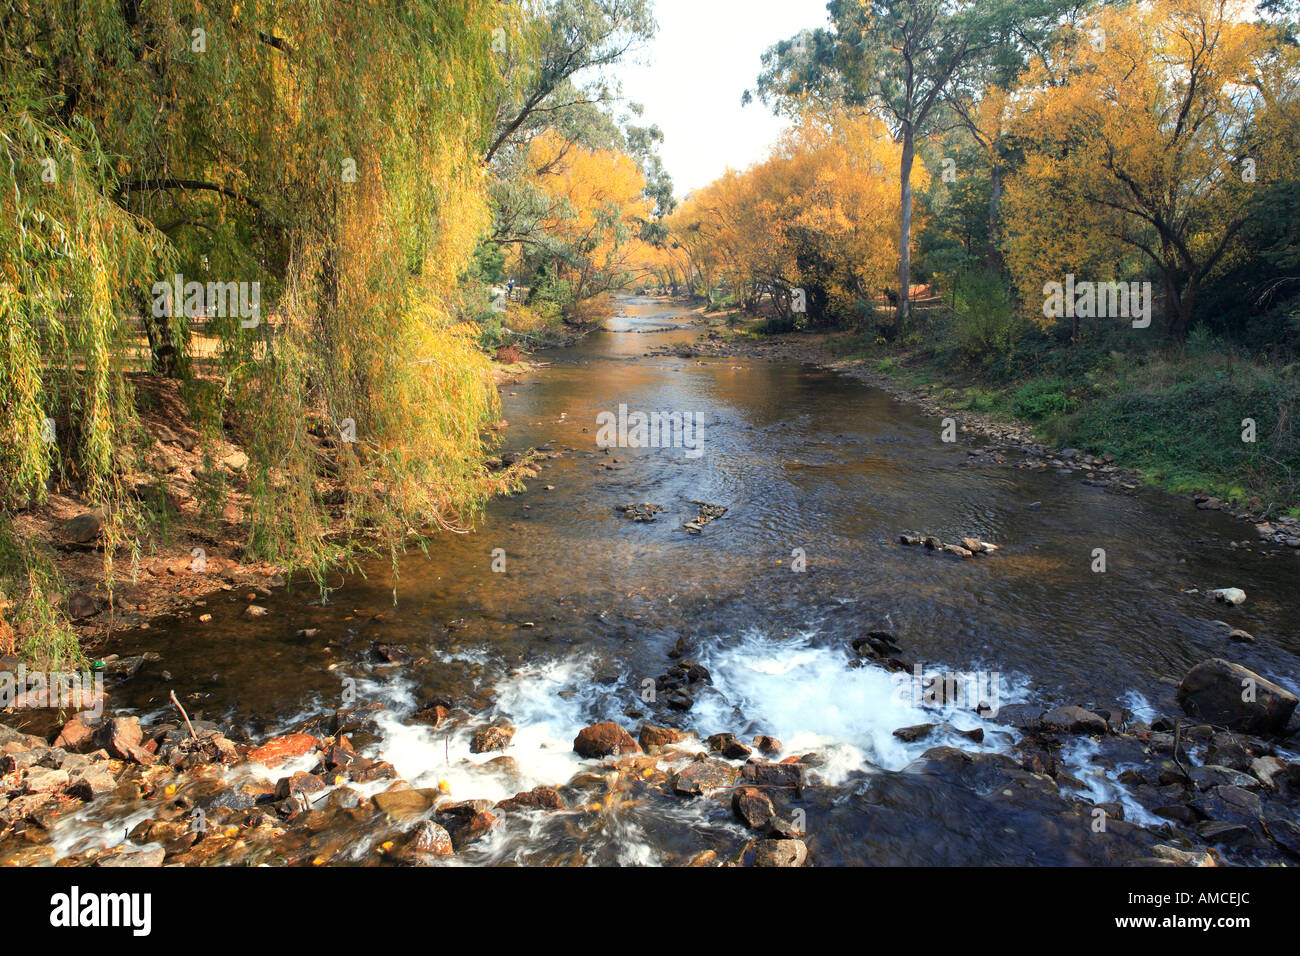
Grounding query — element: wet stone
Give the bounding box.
[672,758,738,796]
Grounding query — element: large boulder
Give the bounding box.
[1176,659,1297,735]
[573,722,641,759]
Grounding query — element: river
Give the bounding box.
[33,296,1300,865]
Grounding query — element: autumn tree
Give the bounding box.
[521,130,652,311]
[666,116,915,326]
[1004,0,1300,339]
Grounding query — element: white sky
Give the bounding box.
[608,0,832,197]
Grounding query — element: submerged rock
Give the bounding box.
[247,733,319,768]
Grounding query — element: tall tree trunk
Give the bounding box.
[898,122,915,325]
[1169,273,1196,342]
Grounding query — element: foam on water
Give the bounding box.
[357,656,619,804]
[691,628,1029,782]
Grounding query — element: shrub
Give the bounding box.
[1012,379,1078,420]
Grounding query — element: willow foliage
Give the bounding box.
[1,0,529,664]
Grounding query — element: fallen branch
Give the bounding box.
[170,690,199,741]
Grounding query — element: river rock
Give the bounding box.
[1250,756,1287,790]
[639,724,687,750]
[1189,765,1261,792]
[1147,844,1217,867]
[893,723,936,743]
[740,761,807,790]
[573,722,641,759]
[411,700,451,727]
[53,716,97,753]
[732,787,775,829]
[1209,588,1246,606]
[671,758,737,795]
[248,733,318,768]
[496,786,563,812]
[24,766,68,793]
[274,771,327,802]
[753,735,782,755]
[98,716,154,765]
[1176,659,1297,734]
[753,839,808,867]
[373,643,411,664]
[1038,705,1109,736]
[394,820,455,862]
[97,846,166,867]
[67,766,116,800]
[372,788,438,818]
[437,803,499,848]
[351,760,396,783]
[665,689,694,711]
[470,724,515,754]
[1191,784,1263,824]
[706,733,752,759]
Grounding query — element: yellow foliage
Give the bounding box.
[1003,0,1300,336]
[668,114,922,321]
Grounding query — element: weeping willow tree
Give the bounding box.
[0,0,532,665]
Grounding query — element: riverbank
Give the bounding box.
[2,358,547,669]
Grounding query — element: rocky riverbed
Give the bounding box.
[2,635,1298,867]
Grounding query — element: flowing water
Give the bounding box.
[35,296,1300,865]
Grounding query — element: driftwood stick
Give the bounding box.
[170,690,199,741]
